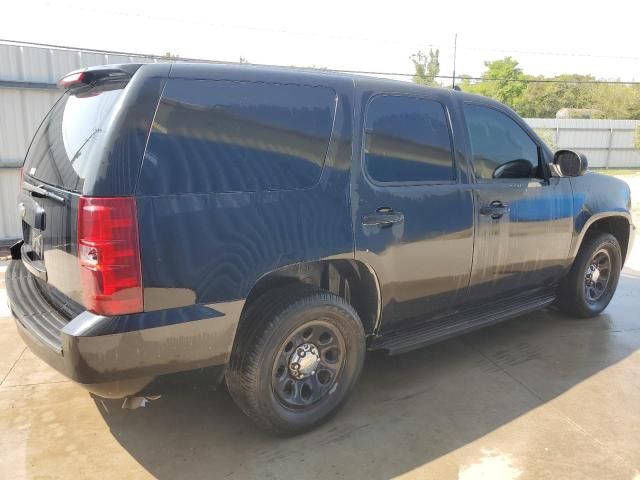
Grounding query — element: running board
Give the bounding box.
[371,289,556,355]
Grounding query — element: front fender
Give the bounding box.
[568,173,634,259]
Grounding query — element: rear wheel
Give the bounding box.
[557,232,622,317]
[226,286,365,435]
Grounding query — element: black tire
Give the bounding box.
[225,285,365,435]
[557,232,622,318]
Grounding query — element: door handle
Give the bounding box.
[362,207,404,227]
[480,201,510,219]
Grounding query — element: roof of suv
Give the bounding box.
[66,62,500,109]
[163,61,445,94]
[160,62,513,110]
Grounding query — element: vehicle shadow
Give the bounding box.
[94,273,640,479]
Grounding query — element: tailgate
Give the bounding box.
[18,79,129,313]
[18,183,84,314]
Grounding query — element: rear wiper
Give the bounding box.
[23,182,65,204]
[70,128,101,165]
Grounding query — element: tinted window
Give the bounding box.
[465,104,539,180]
[23,84,125,192]
[138,79,337,194]
[364,95,454,183]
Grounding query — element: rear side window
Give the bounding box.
[364,95,455,184]
[138,79,337,194]
[23,84,125,192]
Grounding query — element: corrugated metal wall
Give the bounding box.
[0,169,21,240]
[0,88,58,168]
[526,118,640,169]
[0,43,159,168]
[1,42,640,241]
[0,43,159,241]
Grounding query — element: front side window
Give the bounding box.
[139,79,337,194]
[465,104,540,180]
[364,95,455,183]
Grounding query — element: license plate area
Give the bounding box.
[19,193,47,261]
[21,219,44,262]
[29,225,44,261]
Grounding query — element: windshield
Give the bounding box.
[23,84,125,192]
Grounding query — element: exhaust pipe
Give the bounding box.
[121,394,161,410]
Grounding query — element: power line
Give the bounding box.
[323,69,640,85]
[9,2,640,63]
[13,2,640,63]
[457,45,640,62]
[23,4,436,48]
[0,38,228,63]
[2,38,639,86]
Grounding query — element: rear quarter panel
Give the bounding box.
[136,74,355,310]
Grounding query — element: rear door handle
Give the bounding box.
[362,207,404,227]
[480,201,510,219]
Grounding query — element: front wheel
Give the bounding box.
[226,286,365,435]
[557,232,622,318]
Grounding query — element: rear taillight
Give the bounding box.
[77,197,143,315]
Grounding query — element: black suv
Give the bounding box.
[7,63,635,434]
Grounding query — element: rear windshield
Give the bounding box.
[23,84,125,192]
[137,79,337,194]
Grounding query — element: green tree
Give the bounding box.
[520,80,640,119]
[457,55,640,119]
[411,49,440,86]
[456,74,474,90]
[533,128,557,150]
[590,83,640,119]
[517,74,597,118]
[462,57,527,110]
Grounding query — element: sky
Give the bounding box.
[2,0,640,82]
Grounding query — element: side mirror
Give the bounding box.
[493,159,535,179]
[553,149,588,177]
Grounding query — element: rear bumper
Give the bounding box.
[6,260,243,398]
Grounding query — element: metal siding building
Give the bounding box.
[0,43,159,241]
[1,42,640,241]
[525,118,640,169]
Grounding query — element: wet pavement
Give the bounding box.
[1,258,639,479]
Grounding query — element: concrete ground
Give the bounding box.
[0,173,639,480]
[1,266,639,479]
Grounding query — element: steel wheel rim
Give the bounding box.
[584,248,611,303]
[271,320,346,410]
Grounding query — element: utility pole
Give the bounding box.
[452,33,458,89]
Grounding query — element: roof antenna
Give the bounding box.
[452,33,458,89]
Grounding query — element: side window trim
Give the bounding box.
[362,93,459,187]
[463,101,545,184]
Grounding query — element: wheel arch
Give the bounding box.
[240,259,382,337]
[572,212,632,263]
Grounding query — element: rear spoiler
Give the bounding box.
[58,64,143,90]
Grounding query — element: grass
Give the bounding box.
[592,168,640,177]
